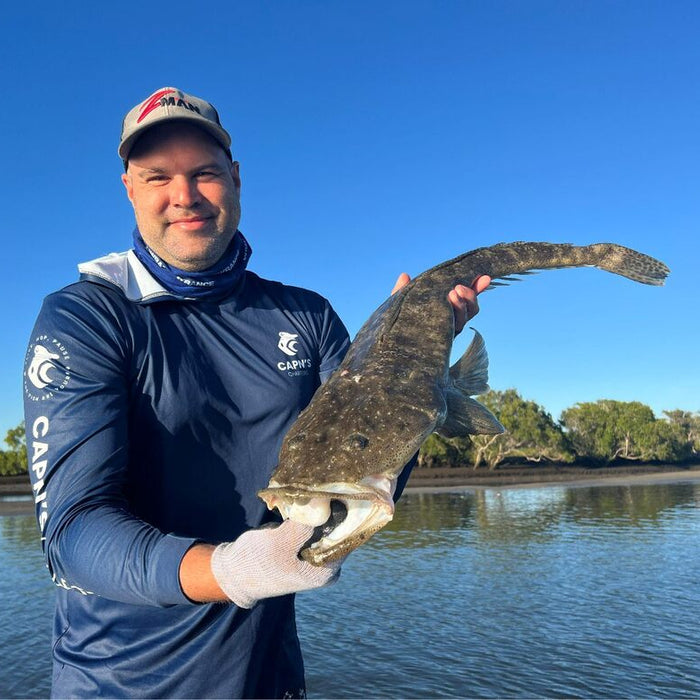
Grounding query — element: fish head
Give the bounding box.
[258,476,396,565]
[259,378,441,564]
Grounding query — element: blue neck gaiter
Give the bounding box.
[132,228,252,300]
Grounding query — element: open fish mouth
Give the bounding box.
[258,476,395,565]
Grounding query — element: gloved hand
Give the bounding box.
[211,520,341,608]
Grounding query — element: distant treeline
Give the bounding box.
[0,423,27,476]
[3,393,699,477]
[419,390,700,470]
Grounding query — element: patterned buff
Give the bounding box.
[132,228,252,299]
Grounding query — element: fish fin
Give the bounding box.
[437,392,505,437]
[448,329,490,395]
[486,271,538,290]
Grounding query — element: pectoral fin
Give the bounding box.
[437,390,505,438]
[437,329,503,437]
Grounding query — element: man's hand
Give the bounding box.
[210,520,340,608]
[391,272,491,335]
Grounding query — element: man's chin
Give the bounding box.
[171,245,231,272]
[161,234,235,271]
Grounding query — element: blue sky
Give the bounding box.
[2,1,698,435]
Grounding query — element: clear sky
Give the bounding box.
[2,0,698,435]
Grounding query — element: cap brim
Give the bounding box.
[119,114,231,160]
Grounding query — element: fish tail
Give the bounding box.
[426,242,670,288]
[584,244,670,286]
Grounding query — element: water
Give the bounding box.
[0,514,55,698]
[2,480,699,699]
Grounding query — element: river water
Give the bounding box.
[2,478,699,698]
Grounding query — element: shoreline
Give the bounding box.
[3,464,700,516]
[405,467,700,493]
[405,463,700,492]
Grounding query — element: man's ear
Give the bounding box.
[121,172,135,204]
[230,161,241,190]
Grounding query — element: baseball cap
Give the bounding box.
[119,87,232,161]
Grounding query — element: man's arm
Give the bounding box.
[24,289,197,606]
[180,544,223,602]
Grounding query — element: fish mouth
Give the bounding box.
[258,477,395,565]
[302,499,349,550]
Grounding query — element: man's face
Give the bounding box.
[122,123,241,271]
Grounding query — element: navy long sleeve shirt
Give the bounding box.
[23,250,350,698]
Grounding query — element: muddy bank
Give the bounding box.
[0,475,30,495]
[0,476,32,516]
[406,463,700,491]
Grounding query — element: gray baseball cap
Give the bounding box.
[119,87,232,160]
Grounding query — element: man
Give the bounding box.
[24,87,489,698]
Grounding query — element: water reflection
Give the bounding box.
[563,482,700,526]
[0,511,42,548]
[386,481,700,547]
[390,491,476,533]
[2,479,700,699]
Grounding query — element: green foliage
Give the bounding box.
[560,401,694,464]
[417,389,575,471]
[663,410,700,456]
[418,394,699,470]
[642,419,691,463]
[417,434,461,468]
[470,389,574,469]
[0,421,28,476]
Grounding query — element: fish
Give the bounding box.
[258,242,670,564]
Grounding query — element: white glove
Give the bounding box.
[211,520,341,608]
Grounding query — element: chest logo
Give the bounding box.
[277,331,313,377]
[278,332,299,356]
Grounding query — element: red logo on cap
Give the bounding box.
[137,89,177,124]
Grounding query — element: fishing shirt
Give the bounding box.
[23,249,351,698]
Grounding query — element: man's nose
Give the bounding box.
[170,175,201,207]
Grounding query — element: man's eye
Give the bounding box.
[196,170,218,178]
[146,175,169,183]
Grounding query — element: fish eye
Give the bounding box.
[346,433,369,450]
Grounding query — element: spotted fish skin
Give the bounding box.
[259,242,669,564]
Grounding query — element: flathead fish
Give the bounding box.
[259,242,669,564]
